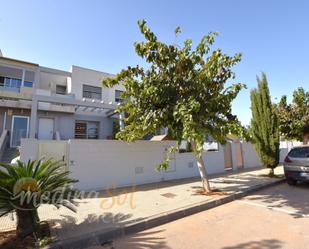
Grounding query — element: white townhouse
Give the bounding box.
[0,50,125,162]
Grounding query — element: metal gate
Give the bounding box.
[224,142,233,170]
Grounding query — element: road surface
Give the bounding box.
[91,182,309,249]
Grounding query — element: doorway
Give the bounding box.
[38,118,54,140]
[224,142,233,170]
[10,116,29,147]
[235,141,244,169]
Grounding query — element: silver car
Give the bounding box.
[283,145,309,185]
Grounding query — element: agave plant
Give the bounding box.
[0,159,78,239]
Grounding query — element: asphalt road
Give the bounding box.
[94,182,309,249]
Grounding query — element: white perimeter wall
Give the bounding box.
[21,139,279,191]
[67,140,224,190]
[242,142,261,168]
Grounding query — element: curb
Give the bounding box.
[43,178,286,249]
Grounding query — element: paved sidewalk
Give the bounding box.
[0,166,284,246]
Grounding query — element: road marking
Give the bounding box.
[237,200,309,218]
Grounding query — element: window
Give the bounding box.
[0,76,4,86]
[24,81,33,88]
[4,77,21,88]
[115,90,124,103]
[87,122,99,139]
[178,137,219,153]
[75,122,87,139]
[83,85,102,100]
[203,142,219,151]
[288,147,309,158]
[75,121,99,139]
[179,140,193,153]
[203,135,219,151]
[56,85,67,95]
[0,76,32,88]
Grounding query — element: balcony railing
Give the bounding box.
[35,88,75,99]
[0,86,20,93]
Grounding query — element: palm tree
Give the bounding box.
[0,159,78,239]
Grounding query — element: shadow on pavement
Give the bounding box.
[222,239,283,249]
[51,212,136,240]
[112,229,171,249]
[244,182,309,218]
[191,173,279,194]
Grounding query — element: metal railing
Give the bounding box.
[0,130,9,160]
[0,86,20,93]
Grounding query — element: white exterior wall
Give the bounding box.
[21,139,263,191]
[38,71,68,91]
[241,142,262,168]
[20,138,39,161]
[202,146,226,174]
[67,140,173,190]
[69,66,125,103]
[67,140,227,190]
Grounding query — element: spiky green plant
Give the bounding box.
[0,159,78,239]
[250,73,280,176]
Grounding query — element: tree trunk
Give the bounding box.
[16,209,40,238]
[269,168,274,177]
[303,133,309,145]
[191,141,212,193]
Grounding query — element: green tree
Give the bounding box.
[103,20,245,192]
[250,73,280,176]
[278,87,309,144]
[0,160,78,239]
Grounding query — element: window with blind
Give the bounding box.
[82,85,102,100]
[75,121,99,139]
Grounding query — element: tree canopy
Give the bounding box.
[278,87,309,143]
[103,20,244,148]
[102,20,245,191]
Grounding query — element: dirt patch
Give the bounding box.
[161,193,177,198]
[193,188,230,196]
[0,222,52,249]
[259,174,284,179]
[0,230,35,249]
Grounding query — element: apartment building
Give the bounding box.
[0,50,124,161]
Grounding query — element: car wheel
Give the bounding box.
[287,178,297,186]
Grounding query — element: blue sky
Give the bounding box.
[0,0,308,125]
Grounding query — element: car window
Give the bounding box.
[288,147,309,158]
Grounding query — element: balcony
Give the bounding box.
[0,85,20,93]
[0,64,35,96]
[35,88,75,99]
